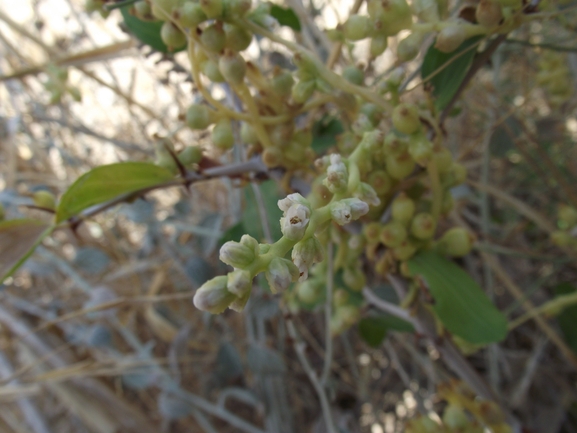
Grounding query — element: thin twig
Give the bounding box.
[320,241,334,386]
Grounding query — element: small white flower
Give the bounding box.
[323,154,348,193]
[278,193,310,214]
[292,236,324,281]
[344,198,369,220]
[330,201,353,225]
[280,204,310,241]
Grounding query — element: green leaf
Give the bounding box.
[554,283,577,354]
[421,36,483,112]
[120,6,185,53]
[359,314,414,348]
[241,180,283,242]
[312,116,344,154]
[359,317,388,347]
[56,162,174,222]
[408,251,507,345]
[0,219,52,282]
[270,5,301,31]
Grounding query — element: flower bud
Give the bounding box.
[392,240,417,260]
[330,199,369,226]
[271,70,295,97]
[160,21,187,52]
[227,269,252,296]
[370,33,388,57]
[193,276,235,314]
[476,0,502,27]
[368,170,393,195]
[323,154,348,193]
[411,212,436,240]
[370,0,412,36]
[201,23,226,52]
[278,193,311,213]
[354,182,380,206]
[186,103,215,130]
[219,50,246,85]
[176,2,207,28]
[436,227,475,257]
[380,221,407,247]
[292,237,324,281]
[397,32,422,62]
[212,118,235,149]
[266,257,299,293]
[223,0,251,19]
[435,24,467,53]
[391,194,415,225]
[291,80,316,104]
[199,0,223,18]
[383,132,409,156]
[280,204,310,241]
[201,59,226,82]
[344,14,372,41]
[342,65,364,86]
[219,239,256,268]
[134,1,154,21]
[385,152,415,180]
[178,146,203,166]
[408,135,433,166]
[240,122,258,144]
[392,103,420,135]
[224,24,252,51]
[412,0,440,22]
[33,190,56,210]
[229,292,250,312]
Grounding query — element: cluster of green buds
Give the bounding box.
[43,64,81,104]
[551,204,577,251]
[336,0,526,63]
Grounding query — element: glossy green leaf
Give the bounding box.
[554,283,577,354]
[56,162,174,222]
[270,5,301,31]
[120,6,185,53]
[421,36,482,111]
[408,251,507,344]
[0,219,52,282]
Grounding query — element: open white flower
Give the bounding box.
[280,203,311,241]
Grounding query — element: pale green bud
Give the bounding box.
[354,182,380,206]
[292,237,324,281]
[266,257,299,293]
[219,240,256,268]
[227,269,252,296]
[193,276,235,314]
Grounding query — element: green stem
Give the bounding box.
[427,158,443,221]
[1,225,55,284]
